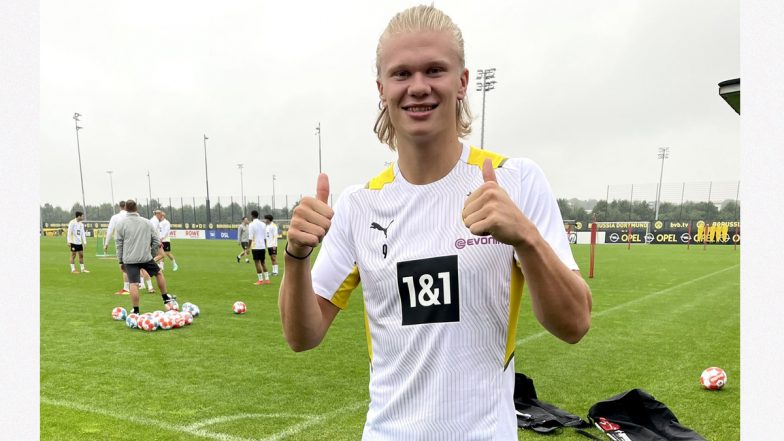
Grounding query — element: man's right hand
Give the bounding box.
[287,173,333,257]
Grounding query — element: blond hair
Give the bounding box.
[374,5,473,151]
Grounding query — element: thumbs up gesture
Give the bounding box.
[462,159,530,247]
[287,173,334,256]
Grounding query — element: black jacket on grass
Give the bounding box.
[588,389,707,441]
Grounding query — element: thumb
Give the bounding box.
[482,158,497,183]
[316,173,330,203]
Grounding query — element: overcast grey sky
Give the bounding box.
[40,0,739,210]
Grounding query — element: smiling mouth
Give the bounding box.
[403,104,438,112]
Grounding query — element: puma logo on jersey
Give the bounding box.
[370,220,394,238]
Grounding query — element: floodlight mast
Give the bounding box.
[106,170,114,209]
[237,163,245,214]
[146,170,153,216]
[73,112,87,217]
[272,174,276,210]
[654,147,670,220]
[203,134,211,225]
[315,123,322,174]
[475,68,497,149]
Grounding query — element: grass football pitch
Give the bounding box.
[40,237,739,440]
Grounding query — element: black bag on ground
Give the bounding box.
[514,372,590,433]
[587,389,707,440]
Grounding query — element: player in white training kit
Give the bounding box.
[67,211,89,273]
[279,5,592,441]
[263,214,279,276]
[149,210,165,270]
[157,211,178,271]
[105,201,130,294]
[248,210,270,285]
[237,216,250,263]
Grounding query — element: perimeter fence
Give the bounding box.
[41,180,740,228]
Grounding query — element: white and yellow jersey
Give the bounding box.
[159,219,171,242]
[67,218,86,245]
[265,222,279,248]
[105,210,127,241]
[311,143,577,440]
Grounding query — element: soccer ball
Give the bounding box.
[182,302,200,317]
[158,314,174,330]
[111,307,127,321]
[165,300,180,312]
[233,301,247,314]
[700,367,727,390]
[139,316,159,332]
[126,313,140,329]
[181,311,194,326]
[171,312,185,328]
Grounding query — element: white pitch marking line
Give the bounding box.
[260,401,367,441]
[516,264,739,346]
[41,396,257,441]
[41,396,366,441]
[183,413,303,431]
[41,397,258,441]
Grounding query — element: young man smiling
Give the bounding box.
[280,5,592,440]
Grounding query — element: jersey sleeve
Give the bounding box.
[159,221,170,238]
[67,221,76,243]
[311,186,361,310]
[513,159,578,271]
[106,216,116,240]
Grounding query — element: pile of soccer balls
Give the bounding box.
[111,302,201,332]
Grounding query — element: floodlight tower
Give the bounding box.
[146,170,153,215]
[106,170,115,208]
[654,147,670,220]
[272,174,276,210]
[73,112,87,217]
[475,68,497,149]
[203,134,212,225]
[315,122,322,174]
[237,163,245,213]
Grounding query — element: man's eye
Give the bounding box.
[393,71,410,79]
[428,67,444,75]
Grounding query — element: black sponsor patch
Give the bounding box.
[397,255,459,326]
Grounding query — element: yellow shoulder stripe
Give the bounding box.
[364,306,373,365]
[365,165,395,190]
[467,146,507,169]
[505,262,525,369]
[331,265,360,309]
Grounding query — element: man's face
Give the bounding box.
[264,219,271,225]
[376,30,468,146]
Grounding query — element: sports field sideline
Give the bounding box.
[40,237,739,440]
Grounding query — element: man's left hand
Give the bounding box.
[462,158,532,248]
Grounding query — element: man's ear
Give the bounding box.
[377,80,386,106]
[457,68,469,100]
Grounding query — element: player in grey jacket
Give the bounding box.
[116,199,175,314]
